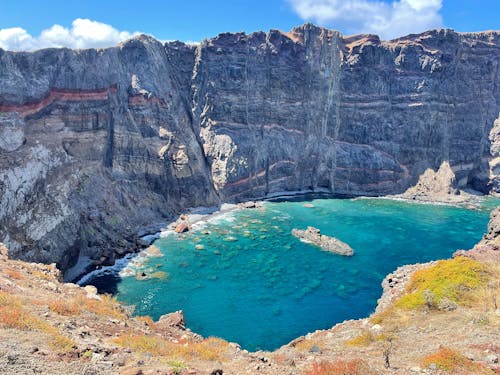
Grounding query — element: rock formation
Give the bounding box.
[399,160,459,201]
[292,226,354,256]
[0,25,499,272]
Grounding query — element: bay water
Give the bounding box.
[85,197,495,351]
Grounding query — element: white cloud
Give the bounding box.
[0,18,140,51]
[288,0,443,39]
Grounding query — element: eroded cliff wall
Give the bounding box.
[0,25,499,271]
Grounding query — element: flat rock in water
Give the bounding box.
[291,226,354,256]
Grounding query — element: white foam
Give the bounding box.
[75,253,136,285]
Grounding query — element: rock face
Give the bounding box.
[400,160,458,201]
[292,227,354,256]
[0,25,499,272]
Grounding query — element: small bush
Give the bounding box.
[396,257,488,310]
[49,300,82,316]
[306,359,376,375]
[421,347,493,374]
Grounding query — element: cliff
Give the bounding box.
[0,24,499,271]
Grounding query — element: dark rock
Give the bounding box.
[309,345,322,354]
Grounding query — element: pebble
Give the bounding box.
[486,354,499,364]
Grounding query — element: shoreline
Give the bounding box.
[72,190,497,285]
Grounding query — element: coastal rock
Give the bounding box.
[175,222,190,233]
[157,310,186,329]
[0,26,498,272]
[400,161,459,201]
[238,201,257,209]
[291,227,354,256]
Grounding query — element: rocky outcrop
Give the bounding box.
[292,226,354,256]
[401,161,457,199]
[0,26,499,271]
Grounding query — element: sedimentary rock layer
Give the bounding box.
[0,25,499,271]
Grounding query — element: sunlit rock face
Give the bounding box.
[0,26,499,270]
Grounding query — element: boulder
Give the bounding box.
[239,201,257,209]
[0,243,8,260]
[291,227,354,256]
[157,310,186,329]
[175,221,190,233]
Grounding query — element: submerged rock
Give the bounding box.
[291,227,354,256]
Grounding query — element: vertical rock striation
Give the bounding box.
[0,25,499,271]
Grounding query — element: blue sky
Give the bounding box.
[0,0,498,50]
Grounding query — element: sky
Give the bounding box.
[0,0,498,51]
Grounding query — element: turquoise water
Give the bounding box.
[86,198,496,351]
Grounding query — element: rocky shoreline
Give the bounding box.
[71,189,498,284]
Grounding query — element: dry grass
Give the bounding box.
[421,347,494,374]
[0,305,39,330]
[47,294,126,319]
[0,291,76,352]
[396,257,489,310]
[78,294,126,319]
[49,299,82,316]
[472,262,500,312]
[294,337,327,352]
[0,291,38,330]
[112,334,230,362]
[306,359,377,375]
[344,329,395,347]
[5,269,24,280]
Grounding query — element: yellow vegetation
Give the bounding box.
[49,299,82,316]
[396,257,489,310]
[421,347,493,374]
[0,291,76,352]
[112,334,230,362]
[294,338,327,352]
[345,329,394,347]
[77,294,126,319]
[46,292,125,319]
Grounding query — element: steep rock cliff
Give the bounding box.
[0,25,499,272]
